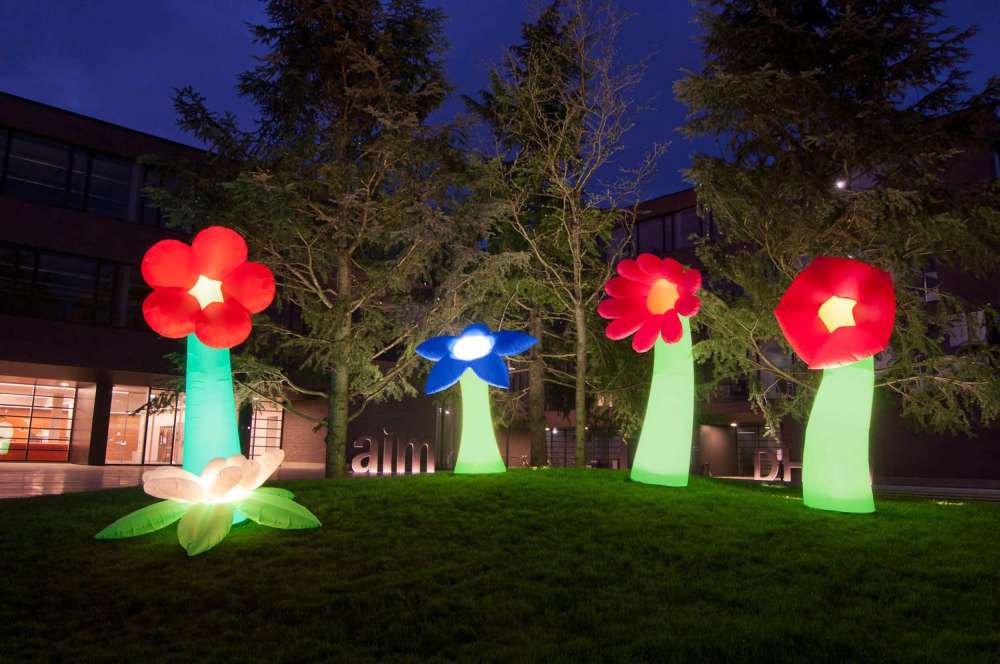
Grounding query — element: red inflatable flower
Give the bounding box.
[774,256,894,369]
[598,254,702,352]
[141,226,275,349]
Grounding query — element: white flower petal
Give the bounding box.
[144,476,204,503]
[225,453,247,468]
[200,457,228,486]
[207,465,243,500]
[142,466,199,485]
[251,449,285,490]
[237,458,261,492]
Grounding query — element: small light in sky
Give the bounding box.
[835,179,847,190]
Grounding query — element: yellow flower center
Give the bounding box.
[818,295,857,333]
[646,278,679,315]
[188,274,224,309]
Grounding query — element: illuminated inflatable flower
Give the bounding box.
[774,256,895,514]
[774,256,894,370]
[97,450,320,556]
[141,226,275,349]
[598,254,702,487]
[599,255,702,352]
[416,324,537,394]
[416,324,537,474]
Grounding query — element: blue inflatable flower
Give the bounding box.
[416,323,537,394]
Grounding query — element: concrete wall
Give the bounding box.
[696,424,736,477]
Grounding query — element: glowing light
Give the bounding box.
[454,370,506,474]
[416,323,537,474]
[599,254,702,487]
[730,422,737,428]
[774,256,895,514]
[96,449,321,556]
[629,319,695,487]
[450,332,495,360]
[802,356,875,513]
[183,335,242,476]
[818,295,857,333]
[835,179,847,189]
[188,274,225,309]
[646,278,679,315]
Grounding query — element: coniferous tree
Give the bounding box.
[161,0,496,476]
[675,0,1000,436]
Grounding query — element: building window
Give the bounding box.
[87,154,132,220]
[636,215,672,254]
[249,399,283,459]
[140,166,162,226]
[3,132,72,206]
[105,386,185,465]
[0,241,148,329]
[0,378,75,462]
[0,128,139,221]
[675,207,706,249]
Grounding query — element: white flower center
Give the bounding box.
[188,274,224,309]
[451,333,494,361]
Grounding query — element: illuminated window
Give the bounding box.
[0,378,75,462]
[105,386,184,465]
[248,400,283,459]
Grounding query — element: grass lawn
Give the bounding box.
[0,470,997,662]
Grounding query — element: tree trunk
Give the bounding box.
[574,304,587,468]
[528,310,547,466]
[325,249,352,478]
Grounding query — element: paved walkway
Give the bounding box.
[0,462,325,499]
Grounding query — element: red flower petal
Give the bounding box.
[631,317,661,353]
[774,256,895,369]
[195,301,252,349]
[192,226,248,280]
[615,259,653,284]
[661,258,684,282]
[605,314,646,341]
[676,294,701,317]
[637,254,663,279]
[142,288,199,338]
[141,240,198,290]
[605,276,649,299]
[597,296,645,320]
[222,261,275,314]
[660,310,683,343]
[679,267,702,294]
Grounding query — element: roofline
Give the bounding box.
[0,91,205,154]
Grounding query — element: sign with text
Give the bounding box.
[350,431,435,476]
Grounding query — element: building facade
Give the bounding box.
[0,93,327,470]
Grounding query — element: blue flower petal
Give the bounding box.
[491,331,537,357]
[415,335,454,361]
[460,323,492,337]
[424,356,469,394]
[469,352,510,389]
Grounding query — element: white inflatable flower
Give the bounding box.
[142,449,285,505]
[96,448,320,556]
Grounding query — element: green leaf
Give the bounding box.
[255,486,295,499]
[95,501,188,540]
[238,491,321,530]
[176,503,234,556]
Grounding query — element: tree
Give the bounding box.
[675,0,1000,438]
[474,0,665,467]
[161,0,496,477]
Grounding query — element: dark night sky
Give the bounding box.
[1,1,997,198]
